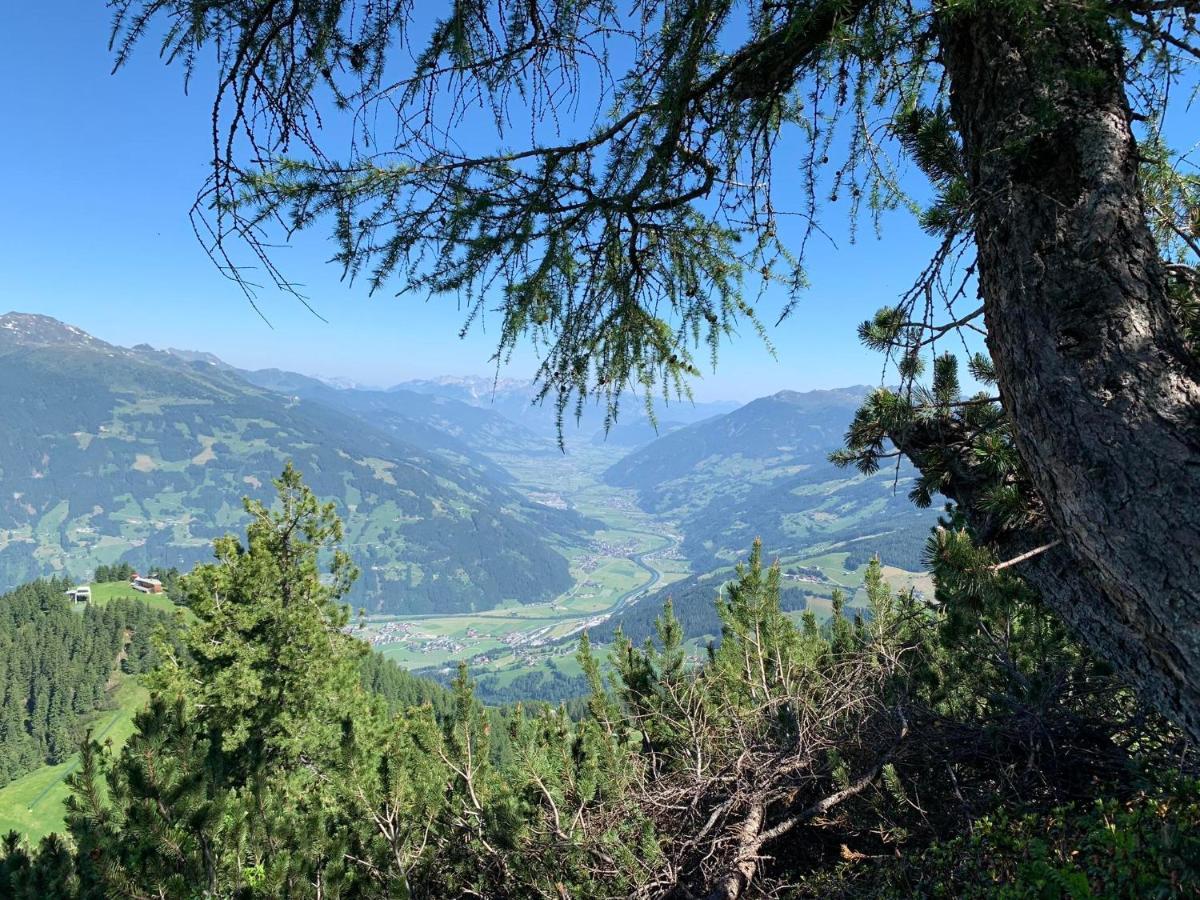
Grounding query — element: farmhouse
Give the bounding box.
[131,575,163,594]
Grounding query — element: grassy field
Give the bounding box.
[0,676,149,841]
[85,580,194,619]
[0,584,187,841]
[89,580,172,609]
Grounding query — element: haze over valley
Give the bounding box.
[0,311,935,702]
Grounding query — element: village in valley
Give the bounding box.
[337,448,931,688]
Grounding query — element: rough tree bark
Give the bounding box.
[892,416,1165,729]
[935,5,1200,739]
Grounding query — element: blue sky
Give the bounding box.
[1,2,951,401]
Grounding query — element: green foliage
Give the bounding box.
[818,777,1200,898]
[161,463,365,767]
[828,587,856,655]
[837,355,1036,535]
[0,579,177,788]
[0,830,78,899]
[892,104,971,238]
[710,540,805,703]
[587,566,813,647]
[359,651,453,718]
[0,467,1190,898]
[91,562,135,584]
[1139,134,1200,358]
[57,465,389,896]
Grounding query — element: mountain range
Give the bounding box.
[234,368,554,477]
[0,312,936,623]
[605,388,937,571]
[395,375,741,447]
[0,313,587,613]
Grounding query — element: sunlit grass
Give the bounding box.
[0,677,149,841]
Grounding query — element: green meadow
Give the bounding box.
[0,677,149,841]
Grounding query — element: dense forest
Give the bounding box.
[2,468,1196,898]
[0,581,177,787]
[456,662,590,708]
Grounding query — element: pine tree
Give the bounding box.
[828,588,856,657]
[158,462,365,776]
[711,539,803,705]
[110,0,1200,740]
[58,465,392,897]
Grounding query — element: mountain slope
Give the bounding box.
[604,388,937,570]
[0,313,587,613]
[237,368,554,469]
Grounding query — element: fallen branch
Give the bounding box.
[704,712,909,900]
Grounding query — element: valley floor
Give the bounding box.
[352,447,692,676]
[352,447,933,689]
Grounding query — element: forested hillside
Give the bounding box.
[0,580,176,787]
[0,313,586,613]
[0,566,521,841]
[605,389,937,570]
[4,471,1195,898]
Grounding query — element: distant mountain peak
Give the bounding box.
[314,374,382,391]
[0,313,110,350]
[393,374,536,399]
[164,347,232,368]
[766,386,873,404]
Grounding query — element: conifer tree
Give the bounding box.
[110,0,1200,740]
[827,588,856,657]
[63,464,393,897]
[711,539,805,706]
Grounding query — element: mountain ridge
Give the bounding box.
[605,385,936,570]
[395,375,743,447]
[0,314,588,613]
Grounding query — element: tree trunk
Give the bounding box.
[937,6,1200,740]
[892,416,1167,733]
